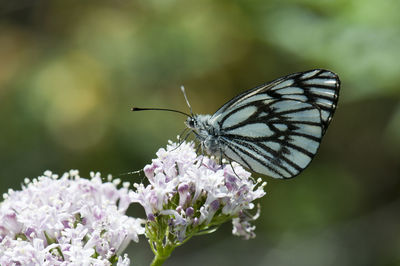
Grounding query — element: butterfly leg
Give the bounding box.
[195,143,205,167]
[195,142,202,155]
[170,129,192,152]
[229,160,242,179]
[177,128,188,143]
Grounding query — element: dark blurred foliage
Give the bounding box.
[0,0,399,265]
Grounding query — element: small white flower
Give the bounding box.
[0,170,145,265]
[131,141,266,250]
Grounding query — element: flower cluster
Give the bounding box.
[131,141,266,261]
[0,170,145,265]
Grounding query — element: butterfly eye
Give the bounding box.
[186,117,196,128]
[187,118,195,128]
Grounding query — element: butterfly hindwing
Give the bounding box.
[220,100,322,178]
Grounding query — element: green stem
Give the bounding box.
[150,252,169,266]
[150,242,175,266]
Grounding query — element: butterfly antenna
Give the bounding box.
[181,85,194,116]
[131,107,191,117]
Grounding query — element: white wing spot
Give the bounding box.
[309,87,336,97]
[276,87,304,94]
[315,98,334,108]
[303,78,336,86]
[279,160,300,177]
[222,105,257,128]
[260,141,280,152]
[293,124,322,138]
[263,99,275,105]
[285,147,312,168]
[289,135,320,154]
[284,109,320,123]
[271,79,294,90]
[274,123,288,131]
[301,70,320,79]
[322,72,336,78]
[324,79,337,85]
[320,110,331,122]
[227,123,274,138]
[272,100,314,114]
[235,94,270,107]
[282,94,308,101]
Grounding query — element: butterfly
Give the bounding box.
[133,69,340,179]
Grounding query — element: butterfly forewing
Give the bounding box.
[208,69,340,179]
[211,69,339,133]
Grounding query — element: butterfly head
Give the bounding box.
[185,115,212,130]
[185,114,214,138]
[185,116,197,130]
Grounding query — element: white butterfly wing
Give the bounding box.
[209,69,340,179]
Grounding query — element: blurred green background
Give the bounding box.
[1,0,399,265]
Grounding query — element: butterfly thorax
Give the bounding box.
[185,114,224,155]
